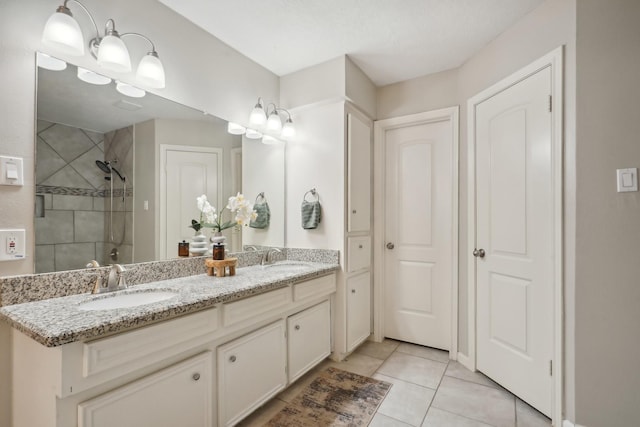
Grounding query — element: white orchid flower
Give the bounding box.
[196,194,208,212]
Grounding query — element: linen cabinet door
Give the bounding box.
[217,320,287,426]
[346,271,371,352]
[78,352,213,427]
[288,300,331,382]
[347,113,372,233]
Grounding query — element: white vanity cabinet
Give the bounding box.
[78,352,213,427]
[217,320,287,427]
[288,300,331,382]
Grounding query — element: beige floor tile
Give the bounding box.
[516,398,551,427]
[377,352,447,389]
[356,339,401,360]
[326,352,385,377]
[396,343,450,363]
[373,373,435,426]
[445,361,502,389]
[422,407,494,427]
[431,376,515,427]
[236,397,287,426]
[370,413,414,426]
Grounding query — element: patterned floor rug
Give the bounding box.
[266,367,392,426]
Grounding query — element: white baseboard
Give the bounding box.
[563,420,587,427]
[456,352,473,370]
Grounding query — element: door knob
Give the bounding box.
[386,242,395,250]
[473,248,486,258]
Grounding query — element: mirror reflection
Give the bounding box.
[35,56,284,273]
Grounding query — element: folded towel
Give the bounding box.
[301,190,321,229]
[250,195,270,229]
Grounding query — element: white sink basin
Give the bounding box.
[79,291,178,311]
[263,262,313,272]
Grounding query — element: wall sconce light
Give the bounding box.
[41,0,165,89]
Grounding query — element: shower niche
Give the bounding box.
[35,122,133,273]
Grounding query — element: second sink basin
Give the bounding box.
[263,262,314,272]
[79,291,178,311]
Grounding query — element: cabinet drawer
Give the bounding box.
[292,274,336,301]
[222,287,291,326]
[83,308,218,378]
[288,301,331,382]
[78,352,213,427]
[347,236,371,272]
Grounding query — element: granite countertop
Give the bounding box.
[0,261,339,348]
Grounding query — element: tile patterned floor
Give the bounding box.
[239,339,552,427]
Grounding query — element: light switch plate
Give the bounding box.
[0,229,26,261]
[617,168,638,192]
[0,156,24,186]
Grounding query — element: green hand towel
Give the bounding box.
[250,201,270,229]
[301,200,321,229]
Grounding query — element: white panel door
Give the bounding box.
[475,66,553,416]
[162,146,222,259]
[288,300,331,382]
[384,119,453,350]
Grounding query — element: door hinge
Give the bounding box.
[548,95,552,112]
[549,360,553,376]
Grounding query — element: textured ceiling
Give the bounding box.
[158,0,544,86]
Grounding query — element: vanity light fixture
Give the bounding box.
[244,97,295,140]
[115,81,146,98]
[245,128,263,139]
[36,52,67,71]
[77,66,111,85]
[41,0,166,88]
[227,122,246,135]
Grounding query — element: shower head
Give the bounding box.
[96,160,112,174]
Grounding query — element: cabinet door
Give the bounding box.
[218,320,287,426]
[288,300,331,383]
[78,352,213,427]
[347,271,371,352]
[347,113,372,233]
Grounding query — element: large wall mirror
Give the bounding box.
[35,54,284,273]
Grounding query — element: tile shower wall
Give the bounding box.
[35,121,133,273]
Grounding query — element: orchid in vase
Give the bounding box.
[190,193,257,235]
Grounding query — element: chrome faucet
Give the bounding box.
[245,245,258,252]
[106,264,127,292]
[262,248,282,266]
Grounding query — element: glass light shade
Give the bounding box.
[281,119,296,139]
[262,135,283,145]
[36,52,67,71]
[266,112,283,133]
[42,11,84,56]
[249,105,266,127]
[227,122,246,135]
[116,81,145,98]
[77,67,111,85]
[136,53,165,89]
[245,128,263,139]
[97,34,131,73]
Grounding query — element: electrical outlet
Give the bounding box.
[0,229,26,261]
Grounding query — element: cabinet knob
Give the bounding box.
[295,325,301,330]
[192,373,200,381]
[351,289,356,294]
[352,210,357,214]
[386,242,395,250]
[229,355,237,363]
[358,244,363,249]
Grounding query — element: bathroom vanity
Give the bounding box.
[1,258,338,427]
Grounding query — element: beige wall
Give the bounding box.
[574,1,640,425]
[375,0,577,420]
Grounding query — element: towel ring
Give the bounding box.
[255,192,266,203]
[303,188,318,202]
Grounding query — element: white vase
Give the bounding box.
[190,231,208,256]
